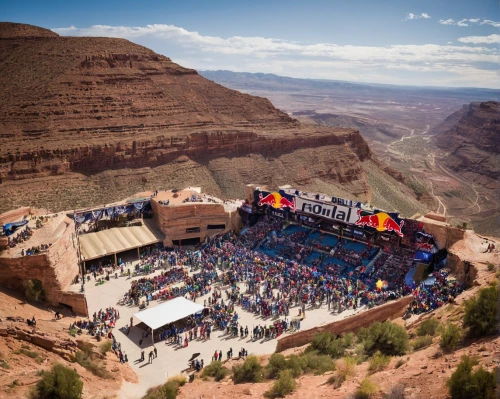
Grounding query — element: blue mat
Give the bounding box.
[282,225,310,235]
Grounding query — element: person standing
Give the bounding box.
[154,346,157,359]
[149,350,154,364]
[140,350,145,362]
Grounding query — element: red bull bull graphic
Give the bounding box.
[258,192,296,210]
[355,210,404,237]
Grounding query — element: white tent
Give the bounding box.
[133,297,204,331]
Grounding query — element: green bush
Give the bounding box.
[284,354,307,378]
[368,351,390,374]
[298,352,335,375]
[24,279,45,302]
[308,332,354,359]
[264,370,297,398]
[202,361,229,382]
[232,356,263,384]
[357,321,409,356]
[99,340,112,355]
[487,263,495,272]
[412,335,433,351]
[29,363,83,399]
[447,355,496,399]
[354,377,379,399]
[142,377,184,399]
[463,285,498,338]
[439,322,462,351]
[266,354,287,379]
[417,318,440,337]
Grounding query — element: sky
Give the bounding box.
[2,0,500,88]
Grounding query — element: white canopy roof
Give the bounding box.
[133,297,204,330]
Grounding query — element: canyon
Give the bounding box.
[0,23,420,217]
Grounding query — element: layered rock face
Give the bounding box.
[0,23,410,214]
[436,101,500,189]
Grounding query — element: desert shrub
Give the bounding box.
[439,323,462,351]
[354,343,368,364]
[487,263,495,271]
[284,354,307,378]
[447,355,496,399]
[202,361,229,382]
[330,356,356,387]
[0,359,9,369]
[99,340,112,354]
[354,377,379,399]
[142,376,185,399]
[29,363,83,399]
[463,285,498,338]
[308,332,354,359]
[266,353,287,379]
[14,347,44,363]
[368,351,390,374]
[72,350,111,379]
[232,356,263,384]
[25,279,45,301]
[357,321,409,356]
[412,335,433,351]
[394,359,405,369]
[264,370,297,398]
[417,318,440,337]
[299,352,335,375]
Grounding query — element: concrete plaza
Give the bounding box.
[74,266,366,399]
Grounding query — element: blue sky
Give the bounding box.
[2,0,500,87]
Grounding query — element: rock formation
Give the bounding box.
[0,23,418,215]
[436,101,500,190]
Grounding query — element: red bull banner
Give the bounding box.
[355,210,404,237]
[295,197,359,225]
[256,190,296,210]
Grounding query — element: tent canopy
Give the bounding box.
[133,297,204,330]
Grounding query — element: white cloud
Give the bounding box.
[439,19,455,25]
[51,24,500,88]
[458,34,500,44]
[481,19,500,28]
[404,12,431,21]
[440,18,500,27]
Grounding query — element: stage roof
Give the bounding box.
[133,297,204,330]
[79,219,164,262]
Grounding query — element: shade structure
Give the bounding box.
[133,297,204,330]
[79,219,164,261]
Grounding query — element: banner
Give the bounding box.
[295,197,359,225]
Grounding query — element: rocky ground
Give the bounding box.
[0,287,136,399]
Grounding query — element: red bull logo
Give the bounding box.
[258,192,296,210]
[355,210,404,237]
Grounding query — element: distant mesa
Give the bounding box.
[0,22,59,38]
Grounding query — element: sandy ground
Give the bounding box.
[71,265,368,399]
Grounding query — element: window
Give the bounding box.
[186,227,201,233]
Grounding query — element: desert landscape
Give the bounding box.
[0,11,499,399]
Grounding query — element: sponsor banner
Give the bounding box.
[295,197,359,225]
[355,210,404,237]
[255,190,296,210]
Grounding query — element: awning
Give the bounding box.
[79,219,164,261]
[133,297,204,330]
